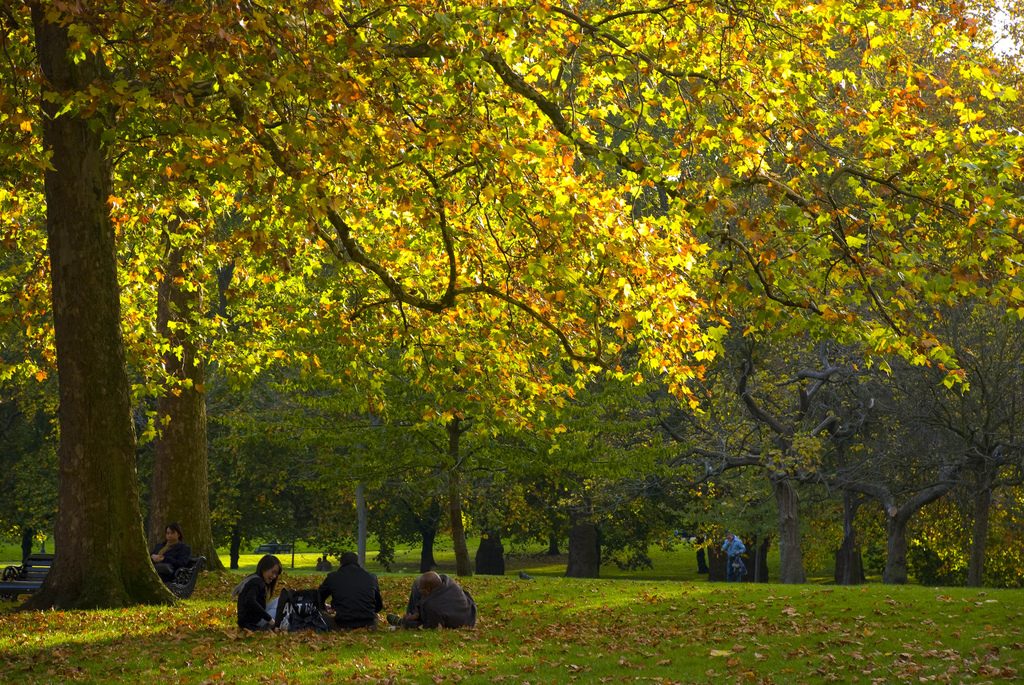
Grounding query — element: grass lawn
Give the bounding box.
[1,568,1022,684]
[4,539,1018,682]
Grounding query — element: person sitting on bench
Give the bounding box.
[150,522,192,581]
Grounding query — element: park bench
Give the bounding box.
[0,553,54,600]
[166,556,206,599]
[0,554,204,600]
[253,541,292,554]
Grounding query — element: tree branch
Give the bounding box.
[416,163,458,308]
[227,83,609,367]
[738,357,789,436]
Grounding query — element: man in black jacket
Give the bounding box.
[318,552,383,630]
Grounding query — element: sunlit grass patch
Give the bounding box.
[2,573,1021,684]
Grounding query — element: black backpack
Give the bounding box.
[276,589,332,632]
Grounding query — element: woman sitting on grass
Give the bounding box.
[233,554,283,631]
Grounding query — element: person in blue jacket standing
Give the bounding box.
[721,532,747,581]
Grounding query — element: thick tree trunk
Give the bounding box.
[772,477,806,583]
[751,536,770,582]
[962,456,995,585]
[883,511,911,584]
[835,491,864,585]
[229,526,241,570]
[967,479,993,587]
[419,525,437,572]
[21,527,34,563]
[27,6,169,608]
[566,520,601,578]
[547,532,561,556]
[415,497,440,572]
[148,246,222,570]
[708,547,727,581]
[877,476,957,585]
[474,531,505,575]
[965,449,1011,588]
[446,419,472,576]
[447,469,472,576]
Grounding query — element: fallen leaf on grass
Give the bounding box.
[710,649,732,657]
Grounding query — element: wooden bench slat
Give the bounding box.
[0,582,44,598]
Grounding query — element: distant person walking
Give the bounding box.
[721,533,747,582]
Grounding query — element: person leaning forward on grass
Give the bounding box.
[387,571,477,629]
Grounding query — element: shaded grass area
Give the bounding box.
[2,570,1021,684]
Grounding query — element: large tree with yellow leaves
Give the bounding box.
[1,1,1020,606]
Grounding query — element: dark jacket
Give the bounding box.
[150,541,192,570]
[418,575,477,629]
[236,576,272,630]
[318,563,383,629]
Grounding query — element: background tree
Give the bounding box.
[891,303,1024,585]
[0,382,57,557]
[832,388,963,584]
[146,227,219,566]
[662,337,866,583]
